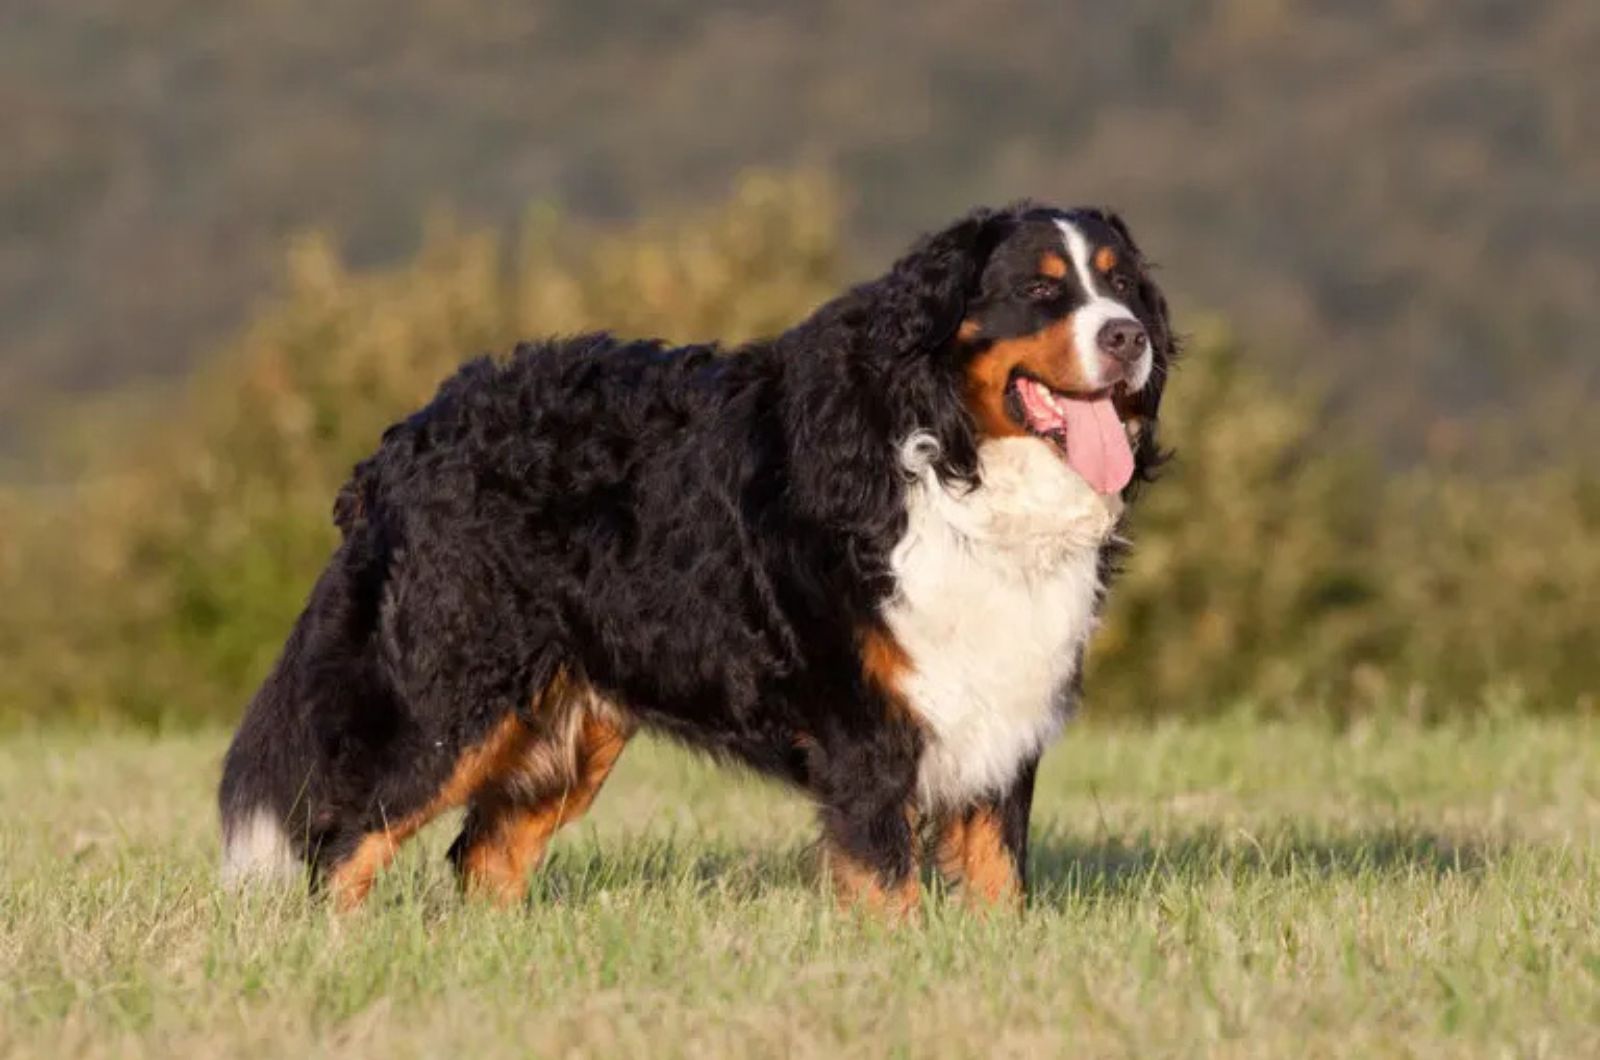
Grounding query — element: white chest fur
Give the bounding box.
[885,434,1121,809]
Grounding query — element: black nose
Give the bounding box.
[1096,319,1148,361]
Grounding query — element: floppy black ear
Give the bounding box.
[773,208,1008,549]
[864,208,1009,358]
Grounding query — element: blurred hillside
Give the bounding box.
[4,0,1598,460]
[2,178,1594,728]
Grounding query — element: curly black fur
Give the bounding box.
[219,202,1176,905]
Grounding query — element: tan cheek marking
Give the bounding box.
[1093,246,1118,273]
[964,342,1028,440]
[962,317,1091,440]
[1039,253,1069,279]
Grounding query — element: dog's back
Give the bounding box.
[218,203,1177,913]
[218,331,826,894]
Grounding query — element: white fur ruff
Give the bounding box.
[888,434,1121,809]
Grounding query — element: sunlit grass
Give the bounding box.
[4,715,1598,1057]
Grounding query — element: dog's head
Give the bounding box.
[879,204,1175,495]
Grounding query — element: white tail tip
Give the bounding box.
[220,807,301,889]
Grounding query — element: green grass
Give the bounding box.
[3,715,1599,1058]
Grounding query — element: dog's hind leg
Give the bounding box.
[449,692,633,905]
[322,712,537,911]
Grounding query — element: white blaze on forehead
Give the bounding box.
[1055,218,1152,392]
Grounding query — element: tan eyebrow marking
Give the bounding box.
[1039,253,1069,279]
[1093,246,1118,273]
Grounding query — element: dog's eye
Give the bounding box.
[1109,273,1133,296]
[1019,278,1061,301]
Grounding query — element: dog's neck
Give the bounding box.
[896,433,1122,569]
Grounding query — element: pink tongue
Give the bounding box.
[1019,381,1136,495]
[1059,395,1136,494]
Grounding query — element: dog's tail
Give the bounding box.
[218,613,323,888]
[219,522,393,888]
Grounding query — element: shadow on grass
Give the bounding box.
[1027,823,1501,905]
[528,841,814,905]
[518,823,1504,910]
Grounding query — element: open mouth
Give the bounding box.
[1005,371,1136,495]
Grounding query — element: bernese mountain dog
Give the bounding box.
[219,202,1176,915]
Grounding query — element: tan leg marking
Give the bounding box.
[457,712,632,905]
[326,712,535,911]
[823,841,921,921]
[935,806,1022,911]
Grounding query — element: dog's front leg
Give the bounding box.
[811,721,923,920]
[933,755,1037,912]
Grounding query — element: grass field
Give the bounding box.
[3,715,1598,1058]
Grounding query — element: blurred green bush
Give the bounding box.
[1,175,1594,727]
